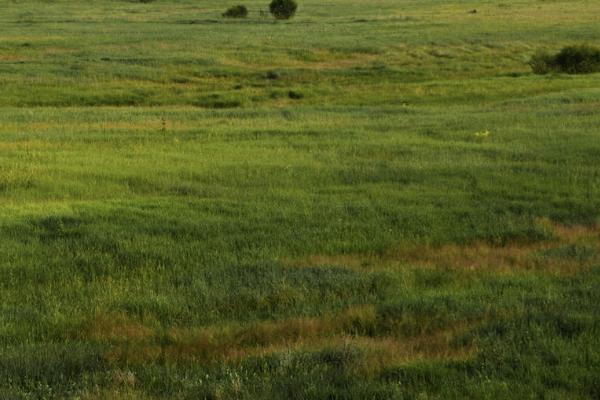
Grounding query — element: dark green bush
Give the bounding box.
[554,45,600,73]
[530,45,600,74]
[288,90,304,99]
[223,5,248,18]
[266,70,280,80]
[269,0,297,20]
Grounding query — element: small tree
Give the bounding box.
[269,0,297,20]
[223,5,248,18]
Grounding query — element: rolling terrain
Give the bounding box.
[0,0,599,398]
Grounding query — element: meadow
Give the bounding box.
[0,0,599,398]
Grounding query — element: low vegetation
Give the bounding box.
[223,5,249,18]
[0,0,599,398]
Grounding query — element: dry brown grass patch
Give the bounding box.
[286,220,599,275]
[552,223,599,242]
[0,54,28,62]
[77,313,155,343]
[0,139,53,151]
[81,305,475,368]
[230,320,476,375]
[163,305,377,363]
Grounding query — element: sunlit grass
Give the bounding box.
[0,0,599,398]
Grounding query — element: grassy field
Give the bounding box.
[1,0,599,398]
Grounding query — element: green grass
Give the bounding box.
[1,0,599,398]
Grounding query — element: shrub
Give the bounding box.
[554,45,600,73]
[529,51,557,75]
[265,70,280,80]
[530,45,600,74]
[269,0,297,20]
[288,90,303,99]
[223,5,248,18]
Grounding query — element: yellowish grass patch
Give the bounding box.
[78,313,155,343]
[286,221,599,275]
[79,305,475,369]
[0,54,28,62]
